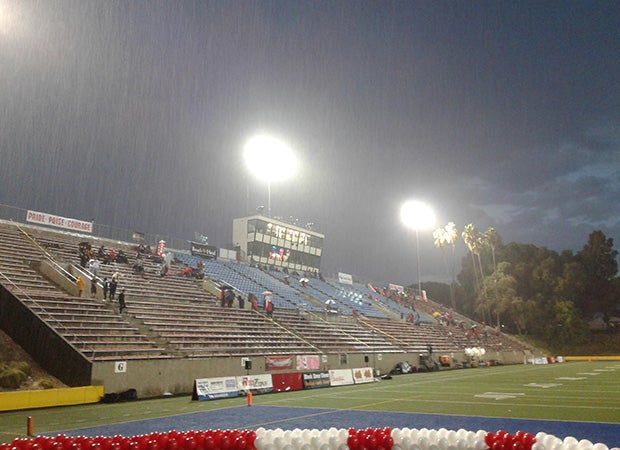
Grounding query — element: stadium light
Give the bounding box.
[400,200,436,300]
[243,134,298,218]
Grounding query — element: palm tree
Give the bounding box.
[434,223,459,309]
[484,227,502,273]
[462,223,487,321]
[445,222,458,310]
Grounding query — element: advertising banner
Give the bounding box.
[236,374,273,394]
[192,377,238,401]
[190,241,218,259]
[302,371,330,389]
[352,367,375,384]
[265,355,294,371]
[271,372,304,392]
[338,272,353,285]
[26,210,92,234]
[388,283,404,294]
[328,369,354,386]
[296,355,320,371]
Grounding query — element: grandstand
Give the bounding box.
[0,207,539,398]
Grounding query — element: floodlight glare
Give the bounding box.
[243,134,298,217]
[400,200,436,231]
[243,134,298,183]
[400,199,436,300]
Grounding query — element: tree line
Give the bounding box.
[429,224,619,346]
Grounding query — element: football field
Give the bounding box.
[1,361,619,446]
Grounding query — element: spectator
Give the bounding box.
[109,275,119,300]
[90,276,97,298]
[249,293,258,311]
[76,276,85,297]
[238,294,245,309]
[265,298,274,318]
[118,290,126,313]
[102,277,109,301]
[88,258,100,276]
[225,288,235,308]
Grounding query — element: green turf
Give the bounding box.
[1,361,618,444]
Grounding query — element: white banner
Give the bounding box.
[328,369,354,386]
[337,272,353,285]
[194,376,238,400]
[27,210,93,233]
[236,373,273,394]
[388,283,404,293]
[352,367,375,384]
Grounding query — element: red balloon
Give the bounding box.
[201,437,214,450]
[492,441,505,450]
[347,435,359,450]
[485,432,496,447]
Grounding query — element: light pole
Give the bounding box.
[243,134,297,217]
[400,200,436,300]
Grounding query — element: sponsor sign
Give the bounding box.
[271,372,304,392]
[265,355,294,371]
[527,357,548,365]
[302,371,331,389]
[296,355,320,371]
[388,283,404,293]
[236,374,273,394]
[193,376,238,400]
[26,210,93,233]
[328,369,354,386]
[132,231,145,242]
[352,367,375,384]
[190,241,218,259]
[338,272,353,285]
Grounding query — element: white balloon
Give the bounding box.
[531,442,546,450]
[254,437,266,450]
[564,437,579,446]
[393,429,403,442]
[310,436,320,449]
[277,436,288,449]
[473,438,487,450]
[437,437,449,450]
[592,444,608,450]
[401,437,413,449]
[578,440,594,450]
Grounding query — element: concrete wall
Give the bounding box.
[89,349,528,398]
[0,285,92,386]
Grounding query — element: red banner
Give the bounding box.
[265,355,294,371]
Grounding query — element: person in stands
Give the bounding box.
[90,276,97,298]
[102,277,110,301]
[109,271,120,300]
[76,276,85,297]
[118,289,127,313]
[237,294,245,309]
[249,293,258,311]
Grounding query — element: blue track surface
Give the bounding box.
[53,406,620,448]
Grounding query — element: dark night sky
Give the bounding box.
[1,0,618,285]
